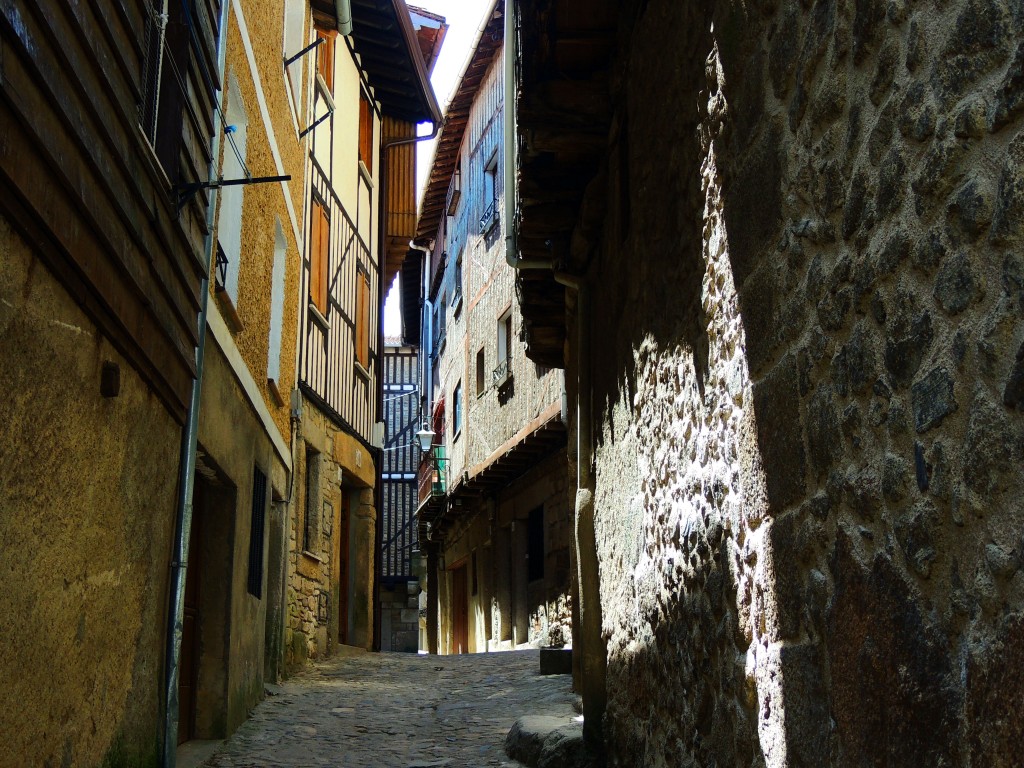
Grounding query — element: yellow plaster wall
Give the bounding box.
[212,0,309,443]
[0,216,180,768]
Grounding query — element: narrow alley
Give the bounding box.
[196,651,577,768]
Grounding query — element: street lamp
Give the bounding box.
[416,422,435,454]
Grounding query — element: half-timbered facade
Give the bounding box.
[0,0,222,764]
[288,0,439,663]
[413,1,572,657]
[379,341,422,651]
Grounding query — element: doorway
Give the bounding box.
[337,491,350,645]
[178,508,202,744]
[452,564,469,654]
[178,461,234,743]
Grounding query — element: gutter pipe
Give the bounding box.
[336,0,353,36]
[162,0,230,763]
[503,0,548,271]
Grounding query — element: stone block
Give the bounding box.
[539,647,572,675]
[911,367,957,433]
[752,356,806,512]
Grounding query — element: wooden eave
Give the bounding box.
[417,406,567,540]
[408,5,449,74]
[311,0,441,124]
[415,0,504,242]
[514,0,616,367]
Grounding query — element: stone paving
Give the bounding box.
[203,649,579,768]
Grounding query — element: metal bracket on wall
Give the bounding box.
[284,36,324,68]
[175,174,292,214]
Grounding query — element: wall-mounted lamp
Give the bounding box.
[416,422,435,453]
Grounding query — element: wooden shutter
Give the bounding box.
[356,270,370,367]
[359,95,373,171]
[310,201,329,315]
[317,33,335,91]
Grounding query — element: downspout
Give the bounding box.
[162,0,230,763]
[373,121,442,650]
[335,0,353,36]
[503,0,549,271]
[554,273,605,747]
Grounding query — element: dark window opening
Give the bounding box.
[304,447,320,552]
[247,465,268,597]
[141,0,192,182]
[476,348,485,396]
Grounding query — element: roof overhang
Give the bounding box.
[400,248,422,345]
[415,0,504,242]
[311,0,442,124]
[514,0,616,367]
[416,403,567,541]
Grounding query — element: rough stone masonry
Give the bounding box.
[573,0,1024,765]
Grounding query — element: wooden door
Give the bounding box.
[178,510,201,743]
[452,565,468,654]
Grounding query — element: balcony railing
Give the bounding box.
[416,446,447,506]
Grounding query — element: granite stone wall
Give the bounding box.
[579,0,1024,764]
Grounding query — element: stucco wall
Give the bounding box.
[0,217,180,767]
[579,0,1024,765]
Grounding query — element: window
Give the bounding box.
[316,31,335,92]
[452,253,463,312]
[356,268,371,369]
[481,152,498,232]
[453,381,462,437]
[267,220,287,387]
[304,447,320,552]
[218,74,249,306]
[141,0,191,180]
[309,197,329,316]
[476,348,485,396]
[247,466,268,597]
[282,0,306,106]
[438,292,447,350]
[446,162,462,214]
[527,506,544,582]
[494,309,512,385]
[359,93,373,173]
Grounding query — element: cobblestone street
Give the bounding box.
[200,650,578,768]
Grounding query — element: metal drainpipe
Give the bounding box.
[162,0,230,763]
[373,123,441,650]
[335,0,353,36]
[554,271,605,747]
[503,0,550,272]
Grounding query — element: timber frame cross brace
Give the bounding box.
[175,175,292,213]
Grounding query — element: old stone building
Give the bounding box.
[414,0,573,656]
[509,0,1024,764]
[0,0,222,765]
[286,0,440,667]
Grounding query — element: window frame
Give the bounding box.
[355,266,371,370]
[358,92,374,174]
[309,195,330,319]
[452,381,463,439]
